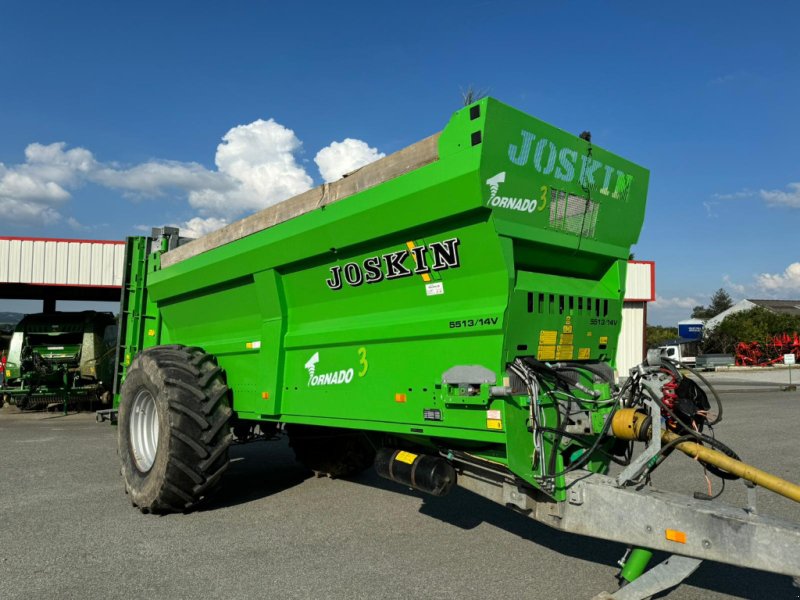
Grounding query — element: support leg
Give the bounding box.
[594,555,702,600]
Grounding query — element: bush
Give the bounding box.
[702,307,800,354]
[646,325,679,348]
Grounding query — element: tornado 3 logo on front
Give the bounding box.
[486,172,538,213]
[304,352,354,387]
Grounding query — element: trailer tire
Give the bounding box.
[287,425,374,478]
[118,345,232,513]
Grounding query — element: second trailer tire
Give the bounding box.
[118,345,232,513]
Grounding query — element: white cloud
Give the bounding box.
[93,160,226,196]
[708,71,748,86]
[648,296,699,326]
[722,274,746,296]
[26,142,95,173]
[759,183,800,208]
[174,216,229,238]
[0,194,62,226]
[314,138,385,183]
[702,201,718,218]
[188,119,313,217]
[0,142,93,226]
[0,122,310,227]
[0,121,384,234]
[0,169,70,202]
[712,189,754,200]
[756,262,800,293]
[652,295,699,309]
[713,182,800,209]
[66,216,87,231]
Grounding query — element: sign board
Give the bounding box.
[784,354,796,365]
[678,323,704,341]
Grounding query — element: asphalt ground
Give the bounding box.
[1,371,799,600]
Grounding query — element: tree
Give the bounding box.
[646,325,679,348]
[460,85,489,106]
[691,288,734,320]
[701,307,800,354]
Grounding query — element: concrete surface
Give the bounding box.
[1,371,799,599]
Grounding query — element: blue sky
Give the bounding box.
[1,0,799,324]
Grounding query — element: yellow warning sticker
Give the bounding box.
[486,419,503,430]
[537,345,556,360]
[556,345,574,360]
[560,333,574,345]
[539,330,558,345]
[578,348,591,359]
[395,451,417,465]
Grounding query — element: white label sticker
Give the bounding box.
[425,282,444,296]
[487,409,502,420]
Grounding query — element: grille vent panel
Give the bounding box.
[549,190,599,238]
[526,292,609,317]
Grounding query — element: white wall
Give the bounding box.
[624,262,654,301]
[0,238,125,287]
[617,302,646,378]
[615,261,654,378]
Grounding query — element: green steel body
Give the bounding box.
[115,98,648,500]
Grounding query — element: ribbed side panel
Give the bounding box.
[0,238,125,287]
[616,302,646,378]
[625,262,654,301]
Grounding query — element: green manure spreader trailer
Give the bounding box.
[110,98,800,598]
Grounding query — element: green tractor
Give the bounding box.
[3,311,117,410]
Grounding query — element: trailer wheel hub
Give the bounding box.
[129,389,159,472]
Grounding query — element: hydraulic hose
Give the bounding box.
[662,430,800,504]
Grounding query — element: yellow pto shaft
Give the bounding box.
[611,408,800,503]
[661,430,800,504]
